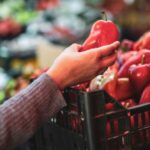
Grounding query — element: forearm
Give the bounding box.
[0,74,66,150]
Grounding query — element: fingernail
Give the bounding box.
[115,41,120,45]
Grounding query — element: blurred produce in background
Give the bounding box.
[0,0,149,103]
[0,0,103,103]
[101,0,150,40]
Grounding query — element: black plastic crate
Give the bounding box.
[33,88,150,150]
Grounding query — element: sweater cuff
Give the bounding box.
[38,73,67,113]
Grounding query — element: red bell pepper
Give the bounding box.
[139,83,150,139]
[121,98,136,108]
[118,50,150,77]
[130,111,150,144]
[120,39,134,52]
[139,84,150,104]
[80,20,119,51]
[117,50,137,67]
[104,77,133,101]
[105,98,136,111]
[102,67,118,99]
[89,64,118,92]
[115,78,133,101]
[105,120,119,138]
[133,31,150,50]
[128,64,150,95]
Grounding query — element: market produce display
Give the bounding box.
[27,16,150,110]
[0,0,150,149]
[68,25,150,146]
[73,24,150,110]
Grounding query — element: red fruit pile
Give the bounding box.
[0,18,22,37]
[75,30,150,108]
[117,31,150,105]
[73,27,150,142]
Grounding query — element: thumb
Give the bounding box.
[69,43,82,52]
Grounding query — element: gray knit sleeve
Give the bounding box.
[0,73,66,150]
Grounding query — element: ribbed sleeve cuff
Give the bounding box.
[37,73,67,117]
[0,73,67,150]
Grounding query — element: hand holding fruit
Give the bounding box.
[47,42,119,90]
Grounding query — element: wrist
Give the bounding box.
[46,69,68,90]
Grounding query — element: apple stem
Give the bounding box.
[141,54,145,64]
[101,11,107,21]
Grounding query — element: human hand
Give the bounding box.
[47,41,120,90]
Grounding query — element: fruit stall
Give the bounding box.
[0,0,150,150]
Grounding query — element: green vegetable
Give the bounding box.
[0,90,5,104]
